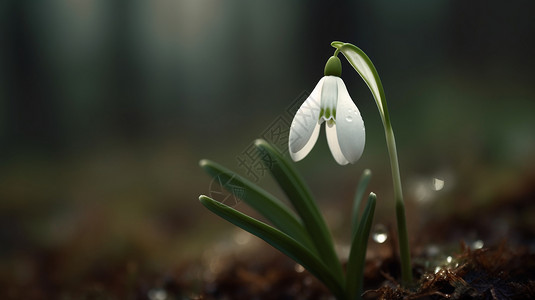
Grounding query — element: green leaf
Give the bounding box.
[346,193,376,300]
[199,159,315,251]
[351,169,372,238]
[254,139,344,284]
[331,41,390,125]
[199,195,346,299]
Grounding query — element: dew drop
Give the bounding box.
[472,240,484,249]
[348,108,359,115]
[372,224,388,244]
[233,230,251,245]
[294,264,305,273]
[433,178,445,191]
[446,256,452,263]
[148,288,167,300]
[345,116,353,122]
[426,245,440,257]
[303,276,314,286]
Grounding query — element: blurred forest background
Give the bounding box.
[1,0,535,298]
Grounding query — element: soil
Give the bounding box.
[182,241,532,300]
[2,179,534,299]
[190,178,535,299]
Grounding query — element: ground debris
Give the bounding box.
[200,254,331,300]
[364,242,535,300]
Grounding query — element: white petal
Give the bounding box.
[290,123,321,162]
[325,122,349,165]
[334,78,365,164]
[289,77,324,161]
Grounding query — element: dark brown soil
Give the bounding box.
[2,179,534,299]
[188,242,534,300]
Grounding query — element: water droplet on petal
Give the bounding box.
[372,224,388,244]
[345,116,353,122]
[348,109,359,115]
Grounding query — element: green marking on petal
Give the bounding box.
[320,76,338,122]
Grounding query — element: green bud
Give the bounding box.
[324,56,342,77]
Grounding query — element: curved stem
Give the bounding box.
[333,48,341,57]
[332,41,413,286]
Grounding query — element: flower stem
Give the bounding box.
[333,48,341,57]
[331,41,413,286]
[384,123,413,286]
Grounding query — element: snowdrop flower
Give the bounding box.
[289,56,365,165]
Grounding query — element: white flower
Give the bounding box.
[288,75,365,165]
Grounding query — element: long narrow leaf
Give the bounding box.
[331,41,390,125]
[254,139,344,283]
[200,159,315,250]
[351,169,372,237]
[199,195,346,299]
[346,193,376,300]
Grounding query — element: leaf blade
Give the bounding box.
[351,169,372,237]
[199,195,346,299]
[331,41,389,125]
[346,193,376,300]
[254,139,344,284]
[199,159,315,250]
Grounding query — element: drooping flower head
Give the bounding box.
[289,56,365,165]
